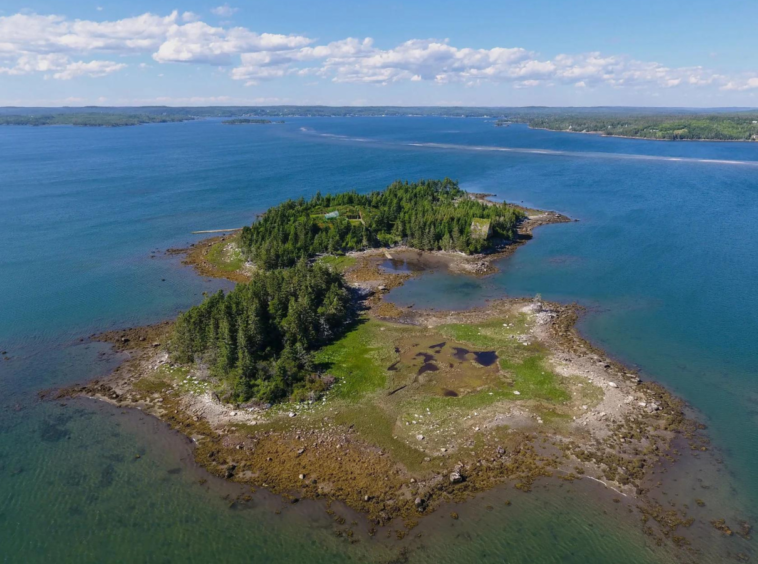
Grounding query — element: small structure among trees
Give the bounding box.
[470,218,492,240]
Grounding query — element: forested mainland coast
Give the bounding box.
[506,114,758,141]
[58,179,739,550]
[2,106,758,140]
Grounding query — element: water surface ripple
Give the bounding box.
[1,117,756,563]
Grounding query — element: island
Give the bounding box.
[222,118,285,125]
[58,179,741,549]
[0,113,193,127]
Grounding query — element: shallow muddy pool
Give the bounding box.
[389,336,504,398]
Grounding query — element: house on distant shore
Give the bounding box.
[324,211,340,219]
[470,218,491,239]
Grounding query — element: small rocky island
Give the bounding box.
[59,180,749,554]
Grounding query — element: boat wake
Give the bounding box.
[408,142,758,167]
[298,128,758,167]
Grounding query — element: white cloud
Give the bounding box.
[211,4,238,17]
[0,52,124,79]
[721,77,758,91]
[0,12,180,56]
[0,53,70,75]
[225,37,730,91]
[513,80,542,89]
[296,42,723,89]
[0,10,310,79]
[0,9,747,95]
[153,22,311,64]
[53,60,126,80]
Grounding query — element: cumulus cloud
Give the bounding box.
[0,9,745,93]
[0,12,180,55]
[211,4,238,17]
[0,52,124,79]
[721,77,758,91]
[181,12,201,23]
[0,53,70,75]
[289,42,723,89]
[225,37,731,91]
[153,22,311,64]
[53,60,126,80]
[0,10,310,79]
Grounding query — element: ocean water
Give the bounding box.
[1,117,756,563]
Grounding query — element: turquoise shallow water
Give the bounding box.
[1,118,756,562]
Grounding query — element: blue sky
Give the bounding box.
[1,1,757,107]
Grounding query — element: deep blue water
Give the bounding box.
[1,117,756,562]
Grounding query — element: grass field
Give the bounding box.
[303,312,591,467]
[317,254,357,273]
[206,238,246,272]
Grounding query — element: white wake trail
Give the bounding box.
[407,142,758,167]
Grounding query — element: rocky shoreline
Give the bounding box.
[53,203,752,557]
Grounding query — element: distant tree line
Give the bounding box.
[5,107,758,140]
[171,261,351,404]
[239,179,524,269]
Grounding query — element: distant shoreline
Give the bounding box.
[526,125,758,143]
[0,114,193,128]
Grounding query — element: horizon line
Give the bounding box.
[2,104,758,111]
